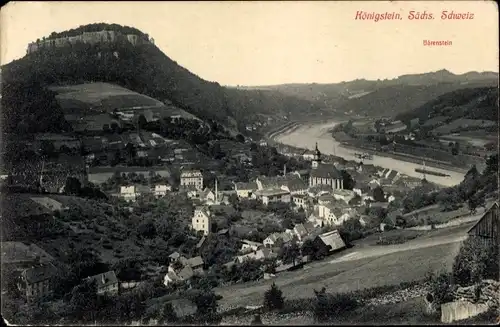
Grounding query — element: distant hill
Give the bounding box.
[241,69,498,117]
[1,23,325,134]
[395,86,499,125]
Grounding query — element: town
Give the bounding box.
[1,5,499,326]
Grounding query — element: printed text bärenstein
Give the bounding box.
[355,11,401,22]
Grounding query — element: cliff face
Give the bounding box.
[27,30,150,54]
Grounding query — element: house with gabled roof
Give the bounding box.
[86,271,119,296]
[234,181,258,198]
[192,206,212,235]
[18,263,57,300]
[312,230,347,255]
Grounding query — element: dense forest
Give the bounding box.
[396,87,499,124]
[1,23,324,134]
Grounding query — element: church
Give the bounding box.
[309,143,344,189]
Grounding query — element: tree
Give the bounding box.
[341,170,355,190]
[263,282,284,311]
[279,242,300,266]
[372,186,385,202]
[191,289,221,323]
[452,237,499,286]
[468,195,485,214]
[251,314,264,325]
[64,177,82,195]
[137,115,148,130]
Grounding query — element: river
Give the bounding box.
[273,121,465,187]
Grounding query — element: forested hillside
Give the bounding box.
[243,70,498,117]
[396,87,499,124]
[1,23,324,134]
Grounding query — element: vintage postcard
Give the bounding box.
[1,1,498,325]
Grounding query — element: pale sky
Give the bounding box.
[1,1,498,86]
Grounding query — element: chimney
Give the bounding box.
[283,164,287,176]
[215,179,218,203]
[101,274,106,284]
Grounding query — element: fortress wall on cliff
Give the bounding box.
[26,30,148,54]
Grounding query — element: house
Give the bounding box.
[368,179,381,189]
[292,194,308,209]
[234,181,258,198]
[186,256,204,273]
[280,176,309,195]
[240,240,264,253]
[18,263,56,300]
[383,121,408,134]
[86,271,119,296]
[263,232,292,248]
[180,169,203,190]
[293,222,316,241]
[381,170,401,185]
[292,169,311,185]
[164,265,194,286]
[467,202,499,280]
[254,189,291,205]
[332,189,356,203]
[312,230,347,255]
[1,242,54,270]
[154,184,171,197]
[120,184,150,202]
[236,248,276,263]
[192,206,212,236]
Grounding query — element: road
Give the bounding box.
[215,220,477,308]
[273,121,466,187]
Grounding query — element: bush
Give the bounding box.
[452,237,499,286]
[426,271,455,307]
[313,288,359,322]
[263,282,284,311]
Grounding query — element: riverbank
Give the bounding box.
[271,121,466,186]
[338,142,468,174]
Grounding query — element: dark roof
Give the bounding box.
[87,271,118,288]
[235,181,258,190]
[283,175,308,191]
[316,230,346,252]
[468,202,499,234]
[186,256,204,268]
[386,170,399,181]
[196,236,206,249]
[23,263,56,284]
[310,163,342,179]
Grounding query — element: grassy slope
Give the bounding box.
[215,236,465,307]
[50,82,198,119]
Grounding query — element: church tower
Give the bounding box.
[312,142,322,169]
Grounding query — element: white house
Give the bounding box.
[191,206,212,236]
[154,184,171,197]
[332,189,356,204]
[234,182,258,198]
[180,170,203,190]
[292,194,308,209]
[240,240,263,253]
[254,189,291,205]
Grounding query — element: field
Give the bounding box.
[441,133,498,148]
[49,82,197,119]
[214,221,475,308]
[431,118,497,135]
